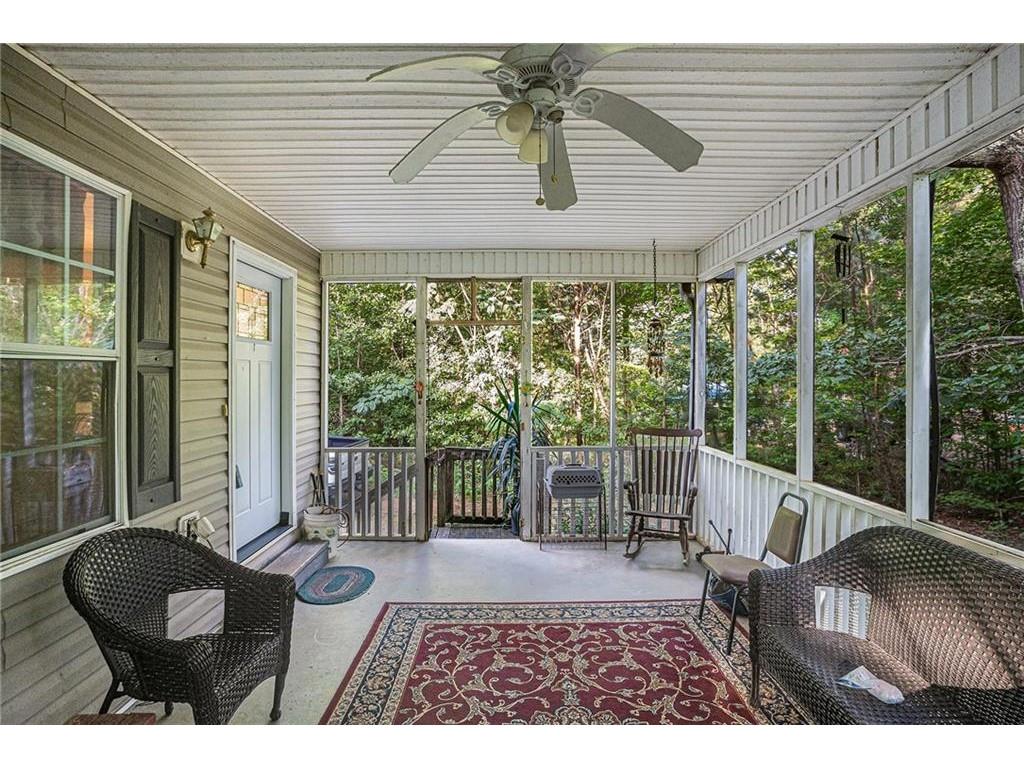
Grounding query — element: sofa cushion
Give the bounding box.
[761,626,970,724]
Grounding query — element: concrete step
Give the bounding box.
[242,526,301,572]
[263,539,329,588]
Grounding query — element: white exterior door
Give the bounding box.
[233,262,282,548]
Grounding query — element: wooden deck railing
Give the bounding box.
[323,446,417,539]
[427,447,508,528]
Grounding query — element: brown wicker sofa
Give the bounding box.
[749,525,1024,724]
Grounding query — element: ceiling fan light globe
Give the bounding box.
[496,101,535,145]
[517,128,549,164]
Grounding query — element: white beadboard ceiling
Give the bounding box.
[26,44,993,252]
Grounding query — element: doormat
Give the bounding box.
[297,566,375,605]
[431,525,517,540]
[320,600,807,724]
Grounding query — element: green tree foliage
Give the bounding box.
[531,282,611,445]
[426,280,521,450]
[705,276,735,451]
[614,282,692,443]
[326,282,416,446]
[814,188,908,509]
[747,243,798,472]
[932,167,1024,549]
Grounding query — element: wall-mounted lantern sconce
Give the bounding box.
[183,208,224,268]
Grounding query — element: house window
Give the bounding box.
[704,272,735,452]
[813,188,907,510]
[930,130,1024,552]
[746,242,798,472]
[0,139,127,567]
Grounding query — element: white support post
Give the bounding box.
[520,277,534,540]
[908,175,932,522]
[320,279,329,471]
[608,281,618,531]
[694,281,708,439]
[796,230,815,483]
[415,276,428,540]
[733,263,748,461]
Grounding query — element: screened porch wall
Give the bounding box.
[693,43,1024,577]
[0,45,323,724]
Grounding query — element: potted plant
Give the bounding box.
[484,377,551,536]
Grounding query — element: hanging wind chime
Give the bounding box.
[647,239,666,377]
[831,232,852,324]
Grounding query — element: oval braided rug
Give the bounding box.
[297,566,375,605]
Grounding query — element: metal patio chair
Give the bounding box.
[698,492,809,654]
[622,427,701,563]
[63,527,295,725]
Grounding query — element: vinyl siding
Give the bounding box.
[0,44,322,724]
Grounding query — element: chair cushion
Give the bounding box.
[702,554,769,585]
[761,626,971,724]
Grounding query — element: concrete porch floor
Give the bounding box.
[134,537,718,724]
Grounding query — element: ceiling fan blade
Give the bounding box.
[548,44,637,78]
[542,124,577,211]
[367,55,508,82]
[571,88,703,172]
[389,101,506,184]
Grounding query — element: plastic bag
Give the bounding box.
[837,665,904,704]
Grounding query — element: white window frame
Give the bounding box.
[0,130,131,578]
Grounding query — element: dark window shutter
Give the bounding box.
[127,202,181,516]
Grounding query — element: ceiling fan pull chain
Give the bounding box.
[536,151,545,207]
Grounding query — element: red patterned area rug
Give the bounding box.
[320,600,806,724]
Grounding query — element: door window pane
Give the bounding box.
[236,283,270,340]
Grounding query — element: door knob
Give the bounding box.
[235,465,243,489]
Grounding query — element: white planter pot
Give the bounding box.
[303,506,341,552]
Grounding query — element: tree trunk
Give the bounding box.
[950,130,1024,310]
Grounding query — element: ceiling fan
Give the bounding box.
[367,44,704,211]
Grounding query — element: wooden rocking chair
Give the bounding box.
[623,427,701,563]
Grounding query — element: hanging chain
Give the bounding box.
[652,238,658,302]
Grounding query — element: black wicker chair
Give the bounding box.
[63,527,295,725]
[749,526,1024,724]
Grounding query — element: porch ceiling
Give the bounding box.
[25,44,993,252]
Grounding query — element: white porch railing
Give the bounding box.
[695,446,901,636]
[322,446,418,540]
[527,445,684,542]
